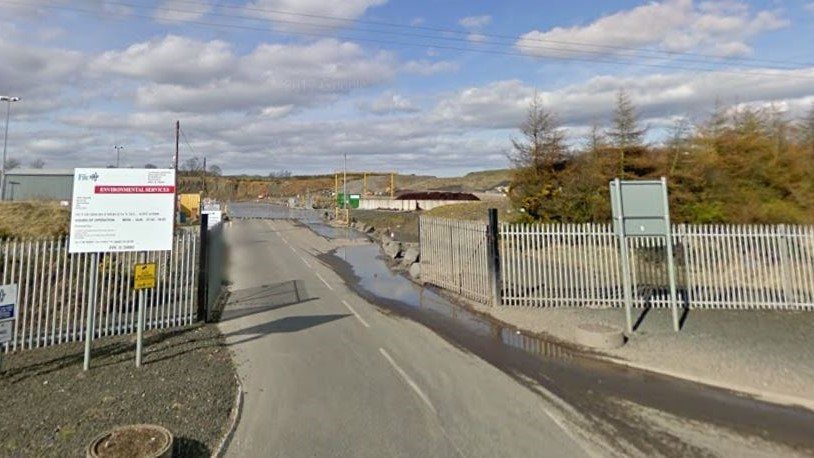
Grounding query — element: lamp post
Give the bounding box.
[114,145,124,168]
[1,96,21,201]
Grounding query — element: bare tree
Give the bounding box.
[144,163,158,169]
[607,89,646,175]
[181,157,203,172]
[268,170,291,178]
[29,158,46,169]
[802,104,814,158]
[208,164,222,176]
[4,158,20,171]
[509,92,567,169]
[583,121,607,154]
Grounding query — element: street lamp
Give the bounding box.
[114,145,124,168]
[1,95,21,201]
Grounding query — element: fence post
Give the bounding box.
[197,214,209,322]
[487,208,502,306]
[778,224,792,305]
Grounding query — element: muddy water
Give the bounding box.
[324,242,814,457]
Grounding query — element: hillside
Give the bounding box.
[179,169,511,201]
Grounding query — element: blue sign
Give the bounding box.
[0,304,13,320]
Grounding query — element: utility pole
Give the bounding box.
[1,96,21,201]
[343,154,348,225]
[202,156,207,195]
[114,145,124,168]
[174,121,180,228]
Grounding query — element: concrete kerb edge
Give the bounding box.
[213,372,244,457]
[410,281,814,415]
[594,355,814,413]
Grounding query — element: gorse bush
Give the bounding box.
[509,92,814,224]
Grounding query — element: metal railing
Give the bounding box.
[500,223,814,310]
[1,232,199,352]
[419,217,814,310]
[420,217,491,304]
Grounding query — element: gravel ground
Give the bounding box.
[470,303,814,405]
[0,324,236,457]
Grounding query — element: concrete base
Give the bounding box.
[574,323,625,349]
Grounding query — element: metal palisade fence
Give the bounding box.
[419,216,491,304]
[1,232,198,353]
[420,216,814,311]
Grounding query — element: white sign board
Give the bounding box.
[0,284,17,345]
[0,284,16,322]
[203,210,222,229]
[69,169,176,253]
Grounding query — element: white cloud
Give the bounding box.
[467,33,487,44]
[402,59,459,76]
[153,0,212,23]
[516,0,788,58]
[805,3,814,13]
[430,68,814,130]
[92,35,235,85]
[459,15,492,29]
[244,0,387,31]
[93,37,396,112]
[361,92,419,115]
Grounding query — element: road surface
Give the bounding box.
[219,218,592,457]
[219,208,814,457]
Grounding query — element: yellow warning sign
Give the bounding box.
[134,263,157,290]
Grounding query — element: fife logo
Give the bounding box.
[78,172,100,182]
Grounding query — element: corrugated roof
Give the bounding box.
[5,168,75,176]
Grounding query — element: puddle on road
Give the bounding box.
[323,242,814,457]
[334,243,574,361]
[227,202,814,455]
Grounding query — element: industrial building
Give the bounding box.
[2,169,74,201]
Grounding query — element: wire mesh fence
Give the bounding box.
[1,232,199,353]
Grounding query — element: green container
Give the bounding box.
[336,193,361,209]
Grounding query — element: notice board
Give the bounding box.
[69,168,176,253]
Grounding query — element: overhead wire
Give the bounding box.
[5,0,814,81]
[166,0,814,68]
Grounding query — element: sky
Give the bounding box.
[1,0,813,176]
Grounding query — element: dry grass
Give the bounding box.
[0,201,70,238]
[425,198,515,222]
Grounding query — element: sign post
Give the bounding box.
[134,258,156,367]
[0,284,18,373]
[610,177,679,334]
[70,168,176,370]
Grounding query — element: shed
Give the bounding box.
[2,169,74,201]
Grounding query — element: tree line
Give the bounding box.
[509,90,814,224]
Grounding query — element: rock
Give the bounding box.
[364,225,375,234]
[384,241,402,259]
[574,323,625,349]
[402,246,420,265]
[409,262,421,280]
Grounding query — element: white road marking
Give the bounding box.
[298,256,312,268]
[379,348,436,414]
[314,272,333,290]
[341,299,370,328]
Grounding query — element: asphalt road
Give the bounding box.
[219,219,593,457]
[219,210,814,458]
